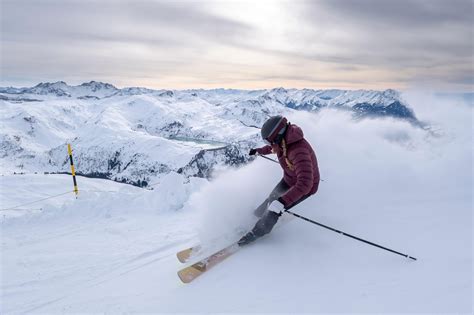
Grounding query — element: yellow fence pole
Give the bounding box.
[67,144,79,197]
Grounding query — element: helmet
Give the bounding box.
[261,116,288,144]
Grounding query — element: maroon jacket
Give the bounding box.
[256,123,320,208]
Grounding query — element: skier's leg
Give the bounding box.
[252,199,271,218]
[253,211,280,237]
[239,192,314,246]
[285,192,312,210]
[238,211,281,246]
[253,179,289,217]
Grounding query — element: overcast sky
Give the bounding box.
[1,0,472,91]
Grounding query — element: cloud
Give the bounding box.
[1,0,254,86]
[2,0,252,45]
[1,0,472,90]
[294,1,473,70]
[320,0,472,27]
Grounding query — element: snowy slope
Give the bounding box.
[0,82,420,188]
[0,92,471,313]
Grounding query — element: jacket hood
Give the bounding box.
[284,124,304,144]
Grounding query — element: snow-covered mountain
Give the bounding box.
[0,81,421,186]
[0,81,119,99]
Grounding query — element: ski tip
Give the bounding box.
[176,253,187,264]
[176,247,193,263]
[176,246,202,263]
[177,271,190,284]
[177,266,203,284]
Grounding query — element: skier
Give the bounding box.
[238,115,320,246]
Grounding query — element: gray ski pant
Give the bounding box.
[251,179,311,238]
[253,179,289,217]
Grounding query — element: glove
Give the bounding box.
[249,148,257,156]
[268,199,285,214]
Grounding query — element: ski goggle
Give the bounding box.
[264,126,286,145]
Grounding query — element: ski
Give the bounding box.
[176,245,202,263]
[177,243,239,283]
[176,212,294,264]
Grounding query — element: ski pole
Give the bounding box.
[257,154,326,182]
[257,154,279,164]
[285,210,417,261]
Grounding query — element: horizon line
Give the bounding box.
[2,80,473,94]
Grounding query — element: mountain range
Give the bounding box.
[0,81,421,186]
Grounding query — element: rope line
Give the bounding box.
[0,191,73,211]
[0,185,156,212]
[0,208,43,211]
[80,189,118,193]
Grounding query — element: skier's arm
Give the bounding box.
[256,145,272,155]
[279,147,313,207]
